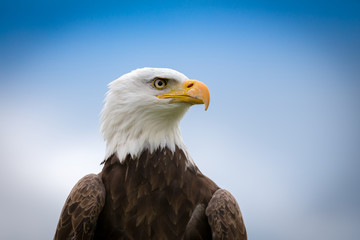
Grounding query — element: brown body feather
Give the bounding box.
[55,147,247,240]
[54,174,106,240]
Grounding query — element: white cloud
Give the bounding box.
[0,100,104,239]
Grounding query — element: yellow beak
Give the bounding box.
[157,80,210,110]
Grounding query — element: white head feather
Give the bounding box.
[101,67,194,163]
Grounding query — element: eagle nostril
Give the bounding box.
[186,82,194,88]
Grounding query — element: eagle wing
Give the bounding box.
[54,174,106,240]
[184,204,212,240]
[205,189,247,240]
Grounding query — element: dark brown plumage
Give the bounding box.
[54,147,247,239]
[54,174,105,239]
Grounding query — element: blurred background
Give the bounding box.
[1,0,359,239]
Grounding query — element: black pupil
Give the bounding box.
[157,80,164,87]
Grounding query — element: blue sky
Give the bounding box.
[1,1,359,239]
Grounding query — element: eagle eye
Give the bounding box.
[153,78,168,89]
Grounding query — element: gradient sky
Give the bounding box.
[1,1,359,239]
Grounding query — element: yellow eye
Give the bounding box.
[153,78,168,89]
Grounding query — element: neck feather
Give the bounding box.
[101,100,192,164]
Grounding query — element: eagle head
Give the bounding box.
[101,67,210,162]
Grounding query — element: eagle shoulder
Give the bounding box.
[205,189,247,240]
[54,174,106,240]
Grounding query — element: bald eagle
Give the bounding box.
[54,68,247,240]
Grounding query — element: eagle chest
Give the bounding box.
[96,149,210,239]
